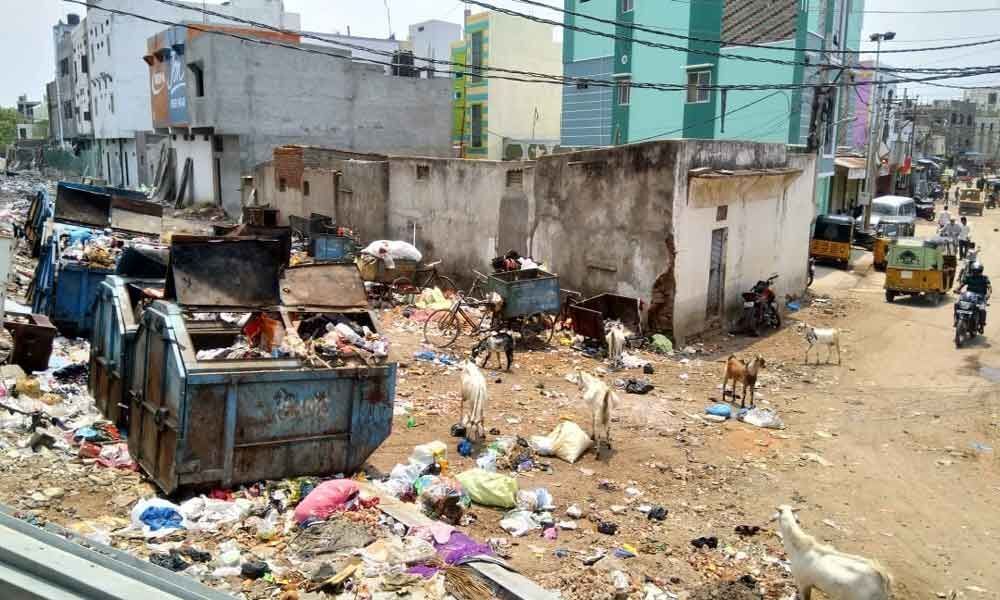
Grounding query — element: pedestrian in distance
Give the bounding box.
[938,206,951,233]
[959,216,971,260]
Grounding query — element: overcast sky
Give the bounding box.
[4,0,1000,107]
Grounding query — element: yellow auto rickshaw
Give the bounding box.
[873,216,916,271]
[810,214,853,269]
[959,188,985,216]
[884,237,957,305]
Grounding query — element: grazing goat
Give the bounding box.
[460,361,488,444]
[804,326,841,365]
[471,331,515,371]
[722,354,765,408]
[577,371,617,452]
[605,321,627,369]
[774,505,892,600]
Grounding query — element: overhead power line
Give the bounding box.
[462,0,1000,76]
[506,0,1000,55]
[70,0,1000,93]
[650,0,1000,13]
[630,91,787,143]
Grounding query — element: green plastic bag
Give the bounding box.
[456,469,518,509]
[650,334,673,354]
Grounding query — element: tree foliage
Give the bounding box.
[0,107,18,148]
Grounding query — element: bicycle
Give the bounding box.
[391,260,457,296]
[423,294,495,348]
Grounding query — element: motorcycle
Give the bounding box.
[741,274,780,336]
[954,291,985,348]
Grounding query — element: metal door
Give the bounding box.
[133,317,179,490]
[706,228,728,320]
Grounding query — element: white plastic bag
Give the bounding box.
[740,407,784,429]
[499,510,541,537]
[361,240,422,262]
[544,421,593,464]
[410,441,447,469]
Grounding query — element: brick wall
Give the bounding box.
[273,146,304,190]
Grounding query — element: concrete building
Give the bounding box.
[305,32,405,75]
[559,0,863,215]
[85,0,300,188]
[146,25,453,216]
[408,20,463,78]
[70,20,93,143]
[451,10,563,160]
[51,14,83,145]
[254,139,815,342]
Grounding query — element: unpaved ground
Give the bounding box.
[0,174,997,598]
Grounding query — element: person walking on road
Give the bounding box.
[959,216,972,259]
[938,206,952,232]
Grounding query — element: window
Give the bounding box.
[110,93,114,114]
[471,104,483,148]
[62,101,73,120]
[303,181,310,196]
[621,0,633,12]
[455,70,463,79]
[951,113,957,124]
[686,69,711,103]
[213,136,224,152]
[470,32,483,82]
[189,63,205,97]
[18,127,26,140]
[416,165,430,180]
[617,77,631,105]
[418,26,425,32]
[506,169,523,189]
[716,205,728,221]
[60,58,69,76]
[279,178,287,192]
[83,110,91,122]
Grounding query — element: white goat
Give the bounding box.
[577,371,617,452]
[804,326,842,365]
[605,321,627,369]
[460,361,488,444]
[774,505,892,600]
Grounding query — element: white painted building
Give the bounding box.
[85,0,300,187]
[408,20,462,78]
[304,32,405,75]
[71,21,93,139]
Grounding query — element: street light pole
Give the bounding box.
[863,31,895,231]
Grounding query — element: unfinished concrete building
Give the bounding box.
[145,25,453,216]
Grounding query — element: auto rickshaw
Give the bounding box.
[810,214,853,269]
[959,188,985,216]
[872,215,916,271]
[884,237,957,305]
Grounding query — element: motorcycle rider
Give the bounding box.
[957,263,992,333]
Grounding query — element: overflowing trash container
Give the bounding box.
[127,236,397,493]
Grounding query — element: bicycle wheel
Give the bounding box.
[423,308,464,348]
[434,274,458,296]
[519,313,555,347]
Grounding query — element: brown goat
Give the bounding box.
[722,354,766,408]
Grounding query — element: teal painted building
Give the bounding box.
[560,0,864,214]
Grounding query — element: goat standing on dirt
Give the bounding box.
[774,505,892,600]
[804,326,842,365]
[605,321,627,369]
[577,371,617,452]
[460,361,488,444]
[722,354,765,408]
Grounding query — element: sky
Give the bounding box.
[4,0,1000,107]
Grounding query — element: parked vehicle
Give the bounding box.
[884,237,957,305]
[954,291,985,348]
[873,216,917,271]
[856,195,916,232]
[740,274,780,336]
[810,214,854,268]
[915,197,936,221]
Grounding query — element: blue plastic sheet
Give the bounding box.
[139,506,183,532]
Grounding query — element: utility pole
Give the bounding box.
[863,31,895,231]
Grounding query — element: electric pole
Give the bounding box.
[863,31,895,231]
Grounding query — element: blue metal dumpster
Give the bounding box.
[127,237,396,493]
[487,268,561,319]
[90,276,165,429]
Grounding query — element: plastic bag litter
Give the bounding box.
[499,510,542,537]
[455,469,518,509]
[532,421,592,464]
[411,441,447,469]
[418,478,470,525]
[738,407,784,429]
[415,287,451,310]
[516,488,555,513]
[131,498,187,537]
[435,531,494,564]
[475,449,498,472]
[293,479,360,524]
[361,240,422,262]
[705,403,732,419]
[650,334,673,354]
[179,496,251,531]
[620,352,649,369]
[217,540,242,566]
